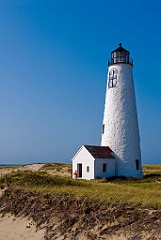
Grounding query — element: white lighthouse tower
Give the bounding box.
[101,43,142,178]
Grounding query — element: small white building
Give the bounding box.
[72,145,115,180]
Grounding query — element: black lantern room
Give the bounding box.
[108,43,133,66]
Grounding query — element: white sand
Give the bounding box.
[19,164,45,172]
[0,214,45,240]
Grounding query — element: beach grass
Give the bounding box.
[0,164,161,209]
[41,162,72,173]
[142,164,161,175]
[0,165,21,169]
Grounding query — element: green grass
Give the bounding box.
[41,162,72,173]
[0,164,161,209]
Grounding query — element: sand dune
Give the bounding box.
[0,164,45,177]
[0,214,44,240]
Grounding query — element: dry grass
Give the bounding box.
[143,164,161,175]
[41,162,71,173]
[0,164,161,209]
[1,163,161,240]
[1,189,161,240]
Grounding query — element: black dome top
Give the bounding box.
[108,43,133,66]
[111,43,130,54]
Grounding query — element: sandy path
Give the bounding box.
[0,214,45,240]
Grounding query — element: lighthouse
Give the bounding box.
[72,43,142,180]
[101,43,142,178]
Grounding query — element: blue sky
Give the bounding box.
[0,0,161,165]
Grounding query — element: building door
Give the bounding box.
[77,163,82,178]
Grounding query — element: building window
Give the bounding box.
[102,124,105,134]
[103,163,107,172]
[135,160,139,170]
[108,70,117,88]
[87,166,90,172]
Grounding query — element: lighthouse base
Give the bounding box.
[113,154,143,178]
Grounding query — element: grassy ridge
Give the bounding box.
[0,164,161,209]
[41,162,72,174]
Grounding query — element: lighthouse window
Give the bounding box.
[103,163,107,172]
[108,70,117,88]
[102,124,105,134]
[135,160,139,170]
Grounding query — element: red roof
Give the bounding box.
[84,145,115,159]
